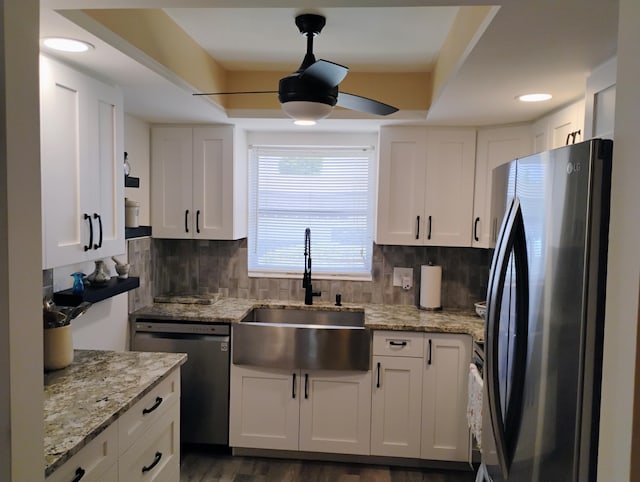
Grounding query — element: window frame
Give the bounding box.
[246,131,378,281]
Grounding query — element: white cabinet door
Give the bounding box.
[371,356,423,458]
[150,126,193,239]
[118,370,180,455]
[421,333,472,462]
[193,126,248,239]
[548,100,585,149]
[472,125,532,248]
[46,422,118,482]
[87,78,124,259]
[376,126,427,245]
[376,127,476,247]
[229,365,300,451]
[40,56,124,269]
[152,125,247,240]
[531,99,585,153]
[299,370,372,455]
[584,57,616,140]
[118,400,180,482]
[424,128,476,247]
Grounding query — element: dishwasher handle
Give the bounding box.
[134,321,230,337]
[135,332,229,343]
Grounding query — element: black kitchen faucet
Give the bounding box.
[303,228,321,305]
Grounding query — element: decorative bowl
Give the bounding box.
[115,263,130,279]
[474,301,487,320]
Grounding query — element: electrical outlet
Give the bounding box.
[393,267,413,287]
[402,276,412,290]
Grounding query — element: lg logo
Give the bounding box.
[566,162,582,174]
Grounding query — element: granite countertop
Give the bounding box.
[44,349,187,477]
[131,297,485,343]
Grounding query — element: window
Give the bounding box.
[248,144,375,279]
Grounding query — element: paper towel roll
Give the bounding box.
[420,264,442,310]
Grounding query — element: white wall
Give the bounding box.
[124,114,151,225]
[72,296,129,350]
[0,1,43,479]
[598,0,640,478]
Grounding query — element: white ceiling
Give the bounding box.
[164,7,459,72]
[39,0,619,130]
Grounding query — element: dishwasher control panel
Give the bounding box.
[134,320,230,336]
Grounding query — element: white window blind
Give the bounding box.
[248,145,375,279]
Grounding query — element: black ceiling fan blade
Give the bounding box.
[193,90,278,96]
[301,60,348,87]
[337,92,399,116]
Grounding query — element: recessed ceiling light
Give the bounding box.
[517,93,552,102]
[43,37,94,53]
[293,120,317,126]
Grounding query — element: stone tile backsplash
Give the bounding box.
[152,239,492,309]
[42,238,491,311]
[127,237,153,312]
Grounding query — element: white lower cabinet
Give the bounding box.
[421,333,472,462]
[229,365,300,451]
[371,331,471,462]
[46,422,118,482]
[371,355,424,458]
[118,371,181,454]
[299,370,372,455]
[118,401,180,482]
[230,332,471,464]
[46,369,181,482]
[229,365,371,455]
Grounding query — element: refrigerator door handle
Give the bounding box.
[485,198,529,480]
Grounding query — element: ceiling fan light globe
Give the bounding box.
[281,101,333,122]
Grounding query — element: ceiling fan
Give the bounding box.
[193,14,399,123]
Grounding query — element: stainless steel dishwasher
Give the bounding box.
[132,320,230,446]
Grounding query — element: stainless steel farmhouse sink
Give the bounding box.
[232,308,371,371]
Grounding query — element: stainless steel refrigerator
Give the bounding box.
[479,138,613,481]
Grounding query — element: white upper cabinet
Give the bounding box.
[40,55,124,269]
[472,125,532,248]
[584,57,616,140]
[424,128,477,246]
[376,127,427,246]
[376,126,476,247]
[532,99,585,153]
[151,125,247,240]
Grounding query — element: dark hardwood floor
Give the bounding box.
[180,446,477,482]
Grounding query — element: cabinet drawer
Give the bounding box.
[46,422,117,482]
[373,331,424,357]
[118,400,180,482]
[118,369,180,454]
